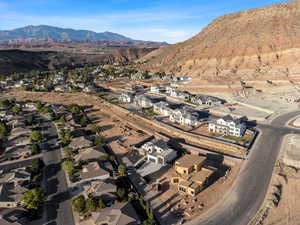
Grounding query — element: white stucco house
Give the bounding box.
[119,92,135,103]
[169,107,199,127]
[208,115,246,137]
[142,139,177,166]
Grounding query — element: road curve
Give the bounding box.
[188,110,300,225]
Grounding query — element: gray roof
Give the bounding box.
[0,208,28,225]
[150,139,169,150]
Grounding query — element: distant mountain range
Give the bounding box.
[0,25,167,45]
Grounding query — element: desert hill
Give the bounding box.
[0,48,155,75]
[142,1,300,86]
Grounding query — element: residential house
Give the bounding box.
[52,73,65,85]
[150,85,166,94]
[4,145,31,160]
[83,179,117,203]
[69,136,92,150]
[190,94,225,106]
[83,85,97,93]
[208,115,246,137]
[24,102,36,110]
[170,90,190,101]
[119,92,135,103]
[170,107,199,127]
[131,71,149,80]
[134,95,165,108]
[54,85,68,92]
[0,208,28,225]
[75,146,107,162]
[7,127,31,147]
[51,104,67,118]
[125,85,145,92]
[0,110,7,118]
[141,139,177,166]
[0,168,30,208]
[171,154,214,196]
[153,101,173,116]
[165,86,174,95]
[90,202,141,225]
[80,161,111,182]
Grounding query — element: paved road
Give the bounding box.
[40,116,75,225]
[188,110,300,225]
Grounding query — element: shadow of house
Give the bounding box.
[100,124,115,132]
[106,135,122,144]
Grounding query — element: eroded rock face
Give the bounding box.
[0,48,156,75]
[142,1,300,84]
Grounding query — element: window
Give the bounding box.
[179,186,186,192]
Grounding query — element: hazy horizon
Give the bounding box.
[0,0,292,44]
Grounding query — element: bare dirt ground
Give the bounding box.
[264,172,300,225]
[146,161,241,225]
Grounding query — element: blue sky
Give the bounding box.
[0,0,291,43]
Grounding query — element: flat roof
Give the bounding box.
[175,154,206,168]
[191,169,214,184]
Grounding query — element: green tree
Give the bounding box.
[68,104,81,114]
[98,199,106,209]
[79,114,90,127]
[30,131,42,143]
[93,135,106,147]
[0,122,9,139]
[11,105,22,114]
[91,125,101,135]
[85,198,97,213]
[22,189,46,210]
[30,158,45,174]
[72,195,86,213]
[63,147,76,158]
[59,129,72,145]
[99,154,110,162]
[117,188,126,201]
[0,99,10,109]
[62,160,75,176]
[35,102,44,112]
[26,114,34,126]
[31,143,41,155]
[57,115,66,124]
[118,165,126,177]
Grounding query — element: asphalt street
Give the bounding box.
[40,116,75,225]
[188,110,300,225]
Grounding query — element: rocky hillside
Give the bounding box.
[142,1,300,84]
[0,48,155,75]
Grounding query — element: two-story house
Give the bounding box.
[171,154,214,196]
[208,115,246,137]
[141,139,177,166]
[119,92,135,103]
[169,107,199,127]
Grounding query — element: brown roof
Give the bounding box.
[175,154,206,168]
[80,162,110,180]
[69,136,92,149]
[191,168,214,184]
[75,147,106,162]
[91,202,140,225]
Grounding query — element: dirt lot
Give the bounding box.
[264,172,300,225]
[146,161,241,225]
